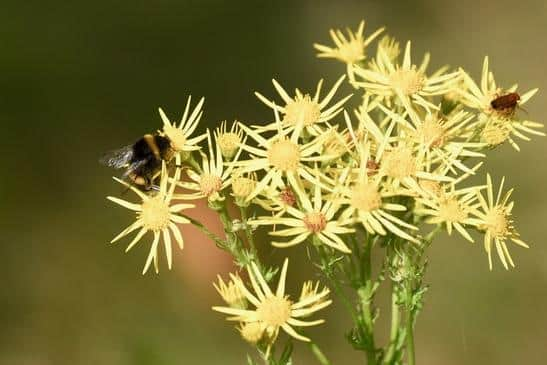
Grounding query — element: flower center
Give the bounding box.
[200,173,223,197]
[217,132,241,159]
[140,196,171,231]
[417,117,446,148]
[482,117,511,147]
[280,186,297,206]
[303,212,327,233]
[438,197,467,223]
[482,206,511,238]
[162,124,187,152]
[267,138,301,171]
[389,68,425,95]
[256,296,292,327]
[350,182,382,212]
[284,95,322,126]
[381,146,416,179]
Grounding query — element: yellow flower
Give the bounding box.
[175,130,240,202]
[459,57,544,150]
[158,95,208,154]
[314,20,385,81]
[107,163,194,274]
[352,41,460,112]
[338,145,419,243]
[214,274,247,309]
[212,259,331,357]
[415,184,484,242]
[379,103,486,174]
[254,76,351,136]
[470,174,529,270]
[214,120,244,160]
[251,171,354,253]
[233,113,333,201]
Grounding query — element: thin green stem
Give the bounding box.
[405,309,415,365]
[239,205,258,258]
[309,342,331,365]
[382,282,401,365]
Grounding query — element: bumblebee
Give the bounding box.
[101,134,175,190]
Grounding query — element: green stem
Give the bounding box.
[405,310,415,365]
[239,206,258,258]
[309,342,331,365]
[382,283,401,365]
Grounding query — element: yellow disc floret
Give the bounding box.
[199,173,223,197]
[389,68,425,95]
[303,212,327,233]
[284,95,322,126]
[350,182,382,212]
[267,138,301,171]
[139,195,171,231]
[256,296,292,327]
[381,146,416,179]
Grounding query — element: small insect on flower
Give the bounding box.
[100,133,175,190]
[490,92,520,116]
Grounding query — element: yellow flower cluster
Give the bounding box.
[103,18,543,356]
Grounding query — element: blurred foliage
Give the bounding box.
[1,0,546,364]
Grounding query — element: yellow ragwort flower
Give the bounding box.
[459,57,544,150]
[352,41,460,112]
[212,259,331,356]
[251,170,354,253]
[214,120,244,160]
[338,145,419,243]
[234,112,333,201]
[108,163,194,274]
[415,184,484,242]
[175,130,240,202]
[254,76,351,136]
[469,174,529,270]
[214,274,247,309]
[314,20,384,65]
[159,95,208,154]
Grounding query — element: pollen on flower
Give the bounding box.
[416,116,447,148]
[482,117,511,147]
[438,196,467,223]
[256,296,292,327]
[163,124,187,152]
[381,146,416,179]
[480,206,513,239]
[350,182,382,212]
[239,322,265,344]
[284,95,322,126]
[389,68,425,95]
[267,138,301,171]
[303,212,327,233]
[200,173,223,197]
[140,195,171,231]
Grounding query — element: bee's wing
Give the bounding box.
[99,145,134,169]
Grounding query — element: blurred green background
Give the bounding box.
[2,0,546,364]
